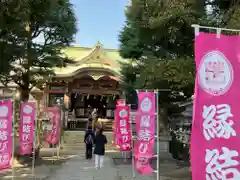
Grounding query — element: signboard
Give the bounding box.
[0,100,13,170]
[19,102,36,155]
[115,105,131,151]
[134,92,156,174]
[191,32,240,179]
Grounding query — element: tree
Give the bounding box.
[119,0,240,102]
[119,0,205,103]
[0,0,77,101]
[119,0,240,160]
[210,0,240,29]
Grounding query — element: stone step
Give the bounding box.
[64,140,84,143]
[63,131,115,150]
[63,142,116,147]
[63,144,85,147]
[63,143,116,148]
[64,132,114,139]
[65,120,114,132]
[64,137,114,141]
[63,144,115,148]
[62,131,117,152]
[62,146,118,151]
[64,134,84,137]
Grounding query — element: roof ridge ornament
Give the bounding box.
[94,41,103,49]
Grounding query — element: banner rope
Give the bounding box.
[192,24,240,32]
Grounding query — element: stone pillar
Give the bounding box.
[154,108,174,161]
[149,107,176,172]
[158,133,172,160]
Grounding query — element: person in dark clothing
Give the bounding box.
[86,117,93,130]
[94,128,107,169]
[84,125,95,159]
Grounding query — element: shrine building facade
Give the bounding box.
[0,42,128,130]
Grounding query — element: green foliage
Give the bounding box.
[161,57,195,98]
[119,0,240,160]
[119,0,201,104]
[212,0,240,30]
[0,0,77,100]
[119,25,144,59]
[119,0,240,104]
[124,0,205,58]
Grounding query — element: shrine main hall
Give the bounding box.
[0,42,128,130]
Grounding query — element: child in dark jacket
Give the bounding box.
[94,128,107,169]
[84,125,95,159]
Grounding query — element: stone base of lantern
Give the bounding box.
[151,132,177,171]
[159,133,174,161]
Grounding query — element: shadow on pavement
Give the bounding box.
[0,152,76,180]
[109,151,191,180]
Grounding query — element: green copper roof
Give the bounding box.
[54,42,129,77]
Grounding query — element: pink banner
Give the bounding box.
[19,102,36,155]
[191,33,240,179]
[0,100,13,170]
[117,99,126,106]
[137,92,156,115]
[134,92,156,174]
[113,100,126,146]
[115,105,131,151]
[46,107,61,145]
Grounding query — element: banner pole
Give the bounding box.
[12,100,15,180]
[155,89,160,180]
[124,152,127,163]
[191,24,240,32]
[32,101,37,178]
[129,103,136,178]
[58,106,64,159]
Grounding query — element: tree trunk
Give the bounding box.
[158,107,168,134]
[19,61,30,101]
[19,87,30,102]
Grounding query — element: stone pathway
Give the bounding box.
[117,164,155,180]
[0,154,74,180]
[116,163,191,180]
[110,152,191,180]
[47,155,119,180]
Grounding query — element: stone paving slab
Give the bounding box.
[116,164,155,180]
[47,155,120,180]
[0,155,75,180]
[116,163,191,180]
[109,152,191,180]
[115,163,191,180]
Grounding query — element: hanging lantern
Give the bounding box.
[81,94,84,101]
[64,94,69,105]
[74,92,78,98]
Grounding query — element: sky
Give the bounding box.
[70,0,129,49]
